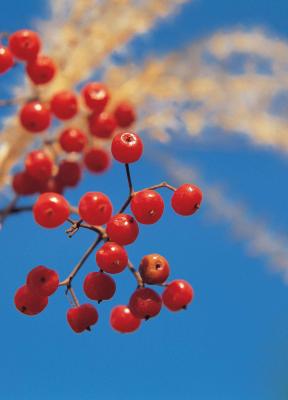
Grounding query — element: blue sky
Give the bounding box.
[1,1,288,399]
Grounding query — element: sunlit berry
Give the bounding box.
[114,101,136,128]
[162,280,194,311]
[106,214,139,245]
[50,90,78,120]
[84,147,111,174]
[79,192,112,226]
[25,150,53,182]
[27,266,59,297]
[9,30,41,61]
[110,305,141,333]
[131,190,164,224]
[96,242,128,274]
[14,285,48,316]
[59,128,87,153]
[83,272,116,301]
[88,112,117,139]
[0,46,14,74]
[12,171,39,195]
[57,160,82,187]
[67,304,98,333]
[171,184,202,216]
[26,55,56,84]
[111,132,143,164]
[33,192,70,228]
[82,82,110,112]
[20,101,51,133]
[129,287,162,319]
[139,254,170,284]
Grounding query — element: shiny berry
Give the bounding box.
[27,266,59,297]
[106,214,139,245]
[131,190,164,224]
[12,171,39,195]
[33,192,70,228]
[14,285,48,316]
[88,112,117,139]
[110,305,141,333]
[59,128,87,153]
[96,242,128,274]
[111,132,143,164]
[57,160,82,187]
[0,46,14,74]
[25,150,53,182]
[20,101,51,133]
[79,192,112,225]
[139,254,170,284]
[171,184,202,216]
[67,304,98,333]
[26,55,56,84]
[84,147,110,174]
[162,280,194,311]
[83,272,116,301]
[9,30,41,61]
[129,287,162,319]
[50,90,78,120]
[114,101,136,128]
[82,82,110,112]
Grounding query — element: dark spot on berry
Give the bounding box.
[129,217,134,224]
[155,263,161,270]
[21,306,27,312]
[145,315,150,321]
[40,277,46,283]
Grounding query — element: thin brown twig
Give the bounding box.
[127,260,144,288]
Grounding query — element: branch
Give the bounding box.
[127,260,144,288]
[118,164,134,213]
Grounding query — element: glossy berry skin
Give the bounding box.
[96,242,128,274]
[25,150,53,182]
[26,266,59,297]
[88,112,117,139]
[84,148,110,174]
[67,304,98,333]
[50,91,78,120]
[83,272,116,301]
[110,305,141,333]
[0,47,14,74]
[14,285,48,316]
[20,101,51,133]
[162,280,194,311]
[33,192,70,228]
[57,160,82,187]
[26,55,56,84]
[139,254,170,284]
[131,190,164,224]
[59,128,87,153]
[106,214,139,246]
[129,287,162,319]
[171,184,202,216]
[9,30,41,61]
[12,171,39,195]
[114,101,136,128]
[82,82,110,112]
[111,132,143,164]
[79,192,112,226]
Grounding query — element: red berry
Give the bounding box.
[26,55,56,84]
[84,147,110,174]
[106,214,139,245]
[50,91,78,120]
[83,272,116,301]
[57,160,82,187]
[131,190,164,224]
[59,128,87,153]
[79,192,112,225]
[114,101,136,128]
[9,30,41,61]
[111,132,143,164]
[171,184,202,216]
[82,82,110,112]
[20,101,51,133]
[33,192,70,228]
[0,46,14,74]
[88,112,117,139]
[25,150,53,182]
[38,176,64,194]
[162,280,194,311]
[110,305,141,333]
[96,242,128,274]
[12,171,39,195]
[129,287,162,319]
[67,304,98,333]
[139,254,170,284]
[14,285,48,316]
[27,266,59,297]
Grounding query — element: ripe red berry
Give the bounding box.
[88,112,117,139]
[9,30,41,61]
[67,304,98,333]
[59,128,87,153]
[0,46,14,74]
[26,55,56,85]
[33,192,70,228]
[106,214,139,245]
[20,101,51,133]
[84,147,110,174]
[57,160,82,187]
[79,192,113,225]
[83,272,116,301]
[139,254,170,284]
[26,266,59,297]
[38,176,64,194]
[131,190,164,224]
[12,171,39,195]
[82,82,110,112]
[129,287,162,319]
[162,280,194,311]
[110,305,141,333]
[14,285,48,315]
[111,132,143,164]
[171,184,202,216]
[114,101,136,128]
[96,242,128,274]
[25,150,53,182]
[50,90,78,120]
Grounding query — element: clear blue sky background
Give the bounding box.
[1,1,288,399]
